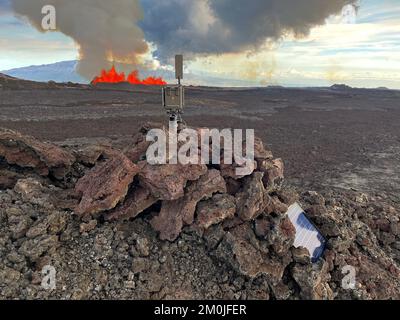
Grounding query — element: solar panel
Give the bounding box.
[286,203,326,263]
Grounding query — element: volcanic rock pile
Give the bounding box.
[1,125,400,300]
[71,124,287,244]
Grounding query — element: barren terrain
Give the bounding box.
[1,77,400,300]
[1,82,399,196]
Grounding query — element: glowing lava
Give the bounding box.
[92,66,167,85]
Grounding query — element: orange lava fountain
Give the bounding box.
[92,66,167,85]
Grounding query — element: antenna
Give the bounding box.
[175,54,183,85]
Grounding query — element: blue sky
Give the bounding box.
[1,0,400,88]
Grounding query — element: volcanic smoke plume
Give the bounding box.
[11,0,149,79]
[10,0,358,77]
[141,0,358,63]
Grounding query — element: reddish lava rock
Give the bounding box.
[151,169,226,241]
[235,172,269,221]
[74,151,139,219]
[196,194,236,230]
[0,128,75,179]
[138,163,208,201]
[105,186,157,221]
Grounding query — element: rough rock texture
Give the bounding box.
[219,161,257,180]
[125,131,152,163]
[299,190,400,300]
[105,186,157,222]
[291,260,334,300]
[218,136,273,180]
[254,137,273,161]
[73,145,110,166]
[0,128,75,179]
[196,194,236,230]
[139,163,207,201]
[215,223,290,282]
[260,158,284,192]
[1,127,400,300]
[235,172,268,221]
[74,151,139,219]
[151,169,227,241]
[0,169,20,189]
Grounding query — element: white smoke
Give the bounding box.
[11,0,149,79]
[10,0,359,77]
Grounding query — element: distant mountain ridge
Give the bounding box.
[2,61,397,90]
[1,60,258,87]
[2,61,86,83]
